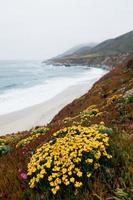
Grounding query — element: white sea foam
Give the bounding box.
[0,67,107,115]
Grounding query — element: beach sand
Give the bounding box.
[0,77,102,135]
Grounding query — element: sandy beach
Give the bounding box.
[0,76,104,135]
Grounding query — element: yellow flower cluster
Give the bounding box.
[63,105,101,125]
[83,105,98,113]
[16,133,41,148]
[107,94,122,105]
[80,105,100,121]
[27,124,112,195]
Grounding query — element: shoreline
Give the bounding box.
[0,75,106,136]
[43,61,111,70]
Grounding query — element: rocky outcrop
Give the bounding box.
[44,53,131,70]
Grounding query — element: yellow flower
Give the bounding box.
[51,188,57,195]
[100,121,105,125]
[55,178,61,184]
[55,185,60,191]
[45,162,51,168]
[68,171,72,176]
[75,181,82,188]
[106,154,112,159]
[40,169,46,175]
[49,181,54,187]
[36,177,40,183]
[29,183,35,188]
[48,176,53,181]
[95,151,101,160]
[86,158,93,164]
[64,180,70,185]
[62,168,67,174]
[87,172,91,178]
[94,163,100,169]
[70,177,75,183]
[77,171,82,177]
[62,175,67,181]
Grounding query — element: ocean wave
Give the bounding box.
[0,65,107,115]
[0,83,18,90]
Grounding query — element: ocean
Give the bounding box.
[0,60,106,115]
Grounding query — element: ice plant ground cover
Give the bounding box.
[27,124,112,195]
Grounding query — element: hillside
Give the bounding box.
[56,43,96,58]
[44,30,133,68]
[0,56,133,199]
[62,45,92,57]
[91,30,133,56]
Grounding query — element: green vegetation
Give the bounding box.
[0,139,10,155]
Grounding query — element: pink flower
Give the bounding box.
[20,172,27,180]
[18,168,22,173]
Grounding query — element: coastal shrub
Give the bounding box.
[63,105,101,125]
[31,127,49,135]
[82,105,99,114]
[27,124,112,197]
[0,139,10,155]
[78,105,102,126]
[99,122,113,135]
[16,127,49,148]
[107,94,122,105]
[80,105,99,120]
[0,145,10,155]
[124,95,133,103]
[16,133,42,148]
[0,138,6,145]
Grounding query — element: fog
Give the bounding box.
[0,0,133,60]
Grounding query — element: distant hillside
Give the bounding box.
[69,43,96,57]
[56,45,85,58]
[44,30,133,68]
[49,43,96,59]
[57,43,95,58]
[91,30,133,56]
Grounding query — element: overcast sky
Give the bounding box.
[0,0,133,60]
